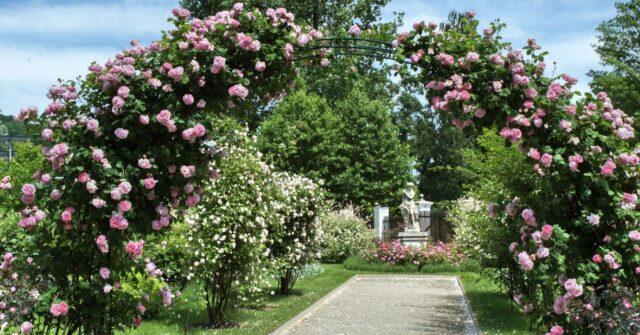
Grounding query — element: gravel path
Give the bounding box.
[271,275,479,335]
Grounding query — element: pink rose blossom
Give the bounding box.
[96,235,109,253]
[210,56,226,74]
[182,94,194,105]
[114,128,129,139]
[99,267,110,280]
[50,301,69,317]
[517,251,533,271]
[109,214,128,230]
[228,84,249,99]
[125,240,144,258]
[117,86,130,97]
[143,177,157,190]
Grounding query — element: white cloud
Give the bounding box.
[0,44,119,114]
[0,0,174,41]
[0,0,177,115]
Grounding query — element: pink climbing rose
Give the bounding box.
[125,240,144,258]
[96,235,108,253]
[50,301,69,317]
[228,84,248,99]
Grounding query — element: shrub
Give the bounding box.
[183,131,281,327]
[269,173,325,295]
[4,5,315,333]
[319,206,374,263]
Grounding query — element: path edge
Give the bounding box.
[269,274,360,335]
[456,275,481,335]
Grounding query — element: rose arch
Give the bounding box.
[3,4,638,334]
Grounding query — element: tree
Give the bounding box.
[257,88,413,209]
[181,0,390,29]
[588,0,640,118]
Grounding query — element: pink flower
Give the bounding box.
[180,165,196,178]
[136,303,146,315]
[119,200,132,212]
[41,128,53,141]
[96,235,109,253]
[524,88,537,99]
[139,115,150,125]
[171,8,190,19]
[99,267,110,279]
[50,301,69,317]
[138,158,151,169]
[541,224,553,240]
[564,279,583,297]
[348,24,361,36]
[117,86,130,97]
[517,251,533,271]
[621,192,637,210]
[21,321,33,334]
[536,247,549,259]
[527,148,541,161]
[92,197,106,208]
[182,94,194,105]
[167,66,184,81]
[118,181,132,194]
[521,208,536,226]
[587,213,600,226]
[546,325,564,335]
[61,207,74,223]
[143,177,157,190]
[540,153,553,168]
[228,84,249,99]
[156,109,172,125]
[600,159,616,176]
[114,128,129,139]
[438,53,455,66]
[109,214,128,230]
[629,230,640,241]
[592,254,602,263]
[210,56,226,74]
[284,43,294,60]
[125,240,144,258]
[21,183,36,196]
[255,61,266,72]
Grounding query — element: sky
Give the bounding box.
[0,0,618,116]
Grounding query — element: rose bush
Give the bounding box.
[5,4,321,333]
[269,173,325,295]
[395,12,639,333]
[183,128,281,327]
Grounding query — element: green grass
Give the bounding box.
[127,261,531,335]
[125,264,353,335]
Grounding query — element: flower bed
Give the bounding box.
[365,240,466,271]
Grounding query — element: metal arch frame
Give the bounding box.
[294,37,408,63]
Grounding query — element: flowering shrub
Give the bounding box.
[269,173,325,295]
[366,240,465,270]
[395,12,640,333]
[5,4,322,333]
[318,206,374,263]
[183,130,281,326]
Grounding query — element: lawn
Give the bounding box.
[126,262,531,335]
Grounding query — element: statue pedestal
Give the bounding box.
[398,231,431,248]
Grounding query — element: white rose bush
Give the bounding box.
[269,173,325,295]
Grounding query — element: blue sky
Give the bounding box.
[0,0,617,115]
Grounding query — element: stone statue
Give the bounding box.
[400,182,420,232]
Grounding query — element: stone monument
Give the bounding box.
[397,182,430,247]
